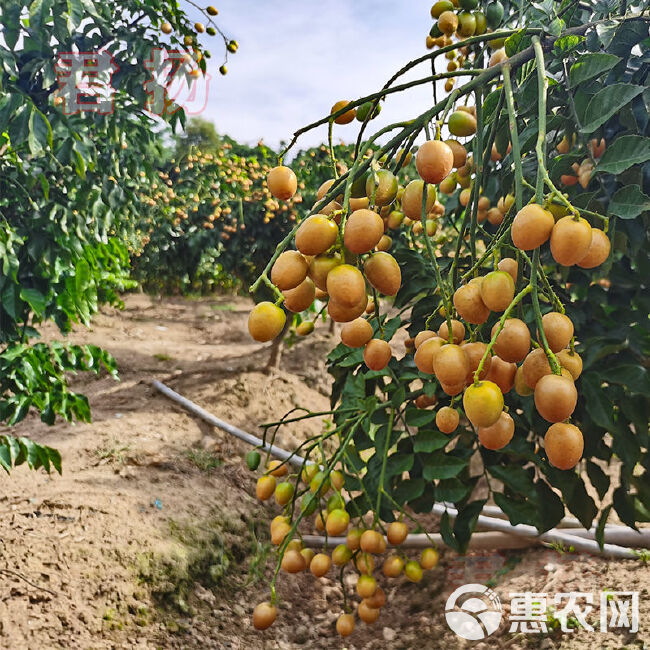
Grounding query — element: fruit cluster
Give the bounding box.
[159,4,237,76]
[558,136,606,189]
[252,459,439,635]
[250,114,611,467]
[245,1,618,634]
[427,0,508,91]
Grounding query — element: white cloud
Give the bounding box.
[193,0,449,151]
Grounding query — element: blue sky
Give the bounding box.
[185,0,441,151]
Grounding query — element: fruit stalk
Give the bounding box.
[327,120,338,178]
[473,283,533,383]
[373,407,395,525]
[531,248,562,375]
[352,28,529,156]
[468,86,484,263]
[269,414,364,593]
[502,64,524,212]
[450,89,505,286]
[420,183,454,336]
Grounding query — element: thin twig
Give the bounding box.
[0,569,59,597]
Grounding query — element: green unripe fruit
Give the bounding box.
[486,1,505,28]
[459,0,479,8]
[431,0,454,18]
[310,471,331,494]
[327,493,346,513]
[405,560,423,582]
[356,101,382,122]
[366,170,398,207]
[458,11,477,36]
[448,110,477,137]
[274,482,294,506]
[246,450,261,470]
[473,11,487,34]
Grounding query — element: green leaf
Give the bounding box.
[435,478,472,503]
[20,288,47,315]
[413,429,449,453]
[385,452,413,477]
[613,485,639,531]
[536,480,565,532]
[439,510,458,551]
[547,17,564,39]
[5,436,20,465]
[553,34,584,56]
[0,443,11,472]
[19,437,40,469]
[565,477,597,529]
[66,0,84,28]
[570,53,621,87]
[404,406,436,427]
[596,505,612,551]
[28,107,53,154]
[581,372,614,429]
[29,0,54,33]
[482,89,502,124]
[607,19,649,58]
[580,84,644,134]
[75,259,92,294]
[608,184,650,220]
[422,453,467,480]
[453,499,486,552]
[597,136,650,175]
[545,468,596,529]
[493,492,537,526]
[392,478,425,504]
[44,446,61,474]
[505,30,531,57]
[38,173,50,200]
[607,364,649,393]
[489,465,535,494]
[586,461,610,500]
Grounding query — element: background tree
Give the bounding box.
[0,0,232,470]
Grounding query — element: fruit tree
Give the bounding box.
[0,0,233,470]
[246,0,650,633]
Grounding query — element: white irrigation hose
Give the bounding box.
[550,526,650,546]
[475,515,650,545]
[480,505,650,543]
[432,504,638,559]
[152,380,314,468]
[301,532,537,551]
[481,504,582,528]
[152,380,647,555]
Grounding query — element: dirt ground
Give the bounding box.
[0,293,647,650]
